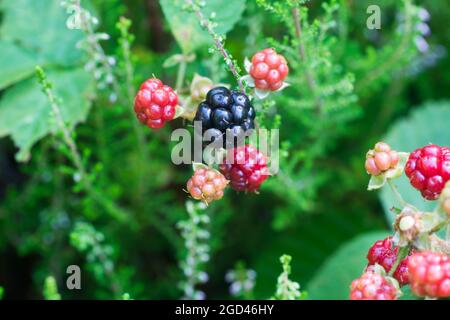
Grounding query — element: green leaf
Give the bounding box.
[306,231,389,300]
[0,68,94,162]
[0,0,83,66]
[380,101,450,226]
[159,0,246,53]
[0,41,37,89]
[368,174,386,191]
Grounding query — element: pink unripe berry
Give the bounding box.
[374,152,391,171]
[390,150,399,168]
[365,157,381,176]
[374,142,391,153]
[187,168,229,204]
[365,142,399,176]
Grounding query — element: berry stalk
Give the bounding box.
[388,180,408,208]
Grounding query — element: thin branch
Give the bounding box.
[117,17,149,160]
[388,179,408,208]
[186,0,245,93]
[356,0,414,93]
[292,7,322,114]
[36,66,130,223]
[36,66,89,190]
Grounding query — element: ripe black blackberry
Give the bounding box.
[194,87,256,148]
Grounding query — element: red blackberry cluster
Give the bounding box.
[219,145,270,192]
[350,267,398,300]
[366,237,410,286]
[405,144,450,200]
[408,251,450,298]
[134,78,178,129]
[249,48,289,91]
[194,87,256,148]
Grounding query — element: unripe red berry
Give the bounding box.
[405,144,450,200]
[219,145,270,192]
[249,48,289,91]
[134,78,178,129]
[350,268,398,300]
[366,237,411,286]
[187,168,229,204]
[408,251,450,298]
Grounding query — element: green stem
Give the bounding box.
[291,6,322,114]
[388,180,408,209]
[388,245,410,277]
[176,58,187,92]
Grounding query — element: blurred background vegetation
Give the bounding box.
[0,0,449,300]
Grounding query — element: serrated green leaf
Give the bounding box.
[159,0,246,53]
[306,231,389,300]
[380,101,450,226]
[0,0,83,66]
[0,41,38,89]
[0,68,94,162]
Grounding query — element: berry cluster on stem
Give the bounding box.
[354,141,450,300]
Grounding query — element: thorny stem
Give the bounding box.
[292,6,322,114]
[388,180,408,209]
[185,0,245,93]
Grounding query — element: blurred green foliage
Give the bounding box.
[0,0,449,300]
